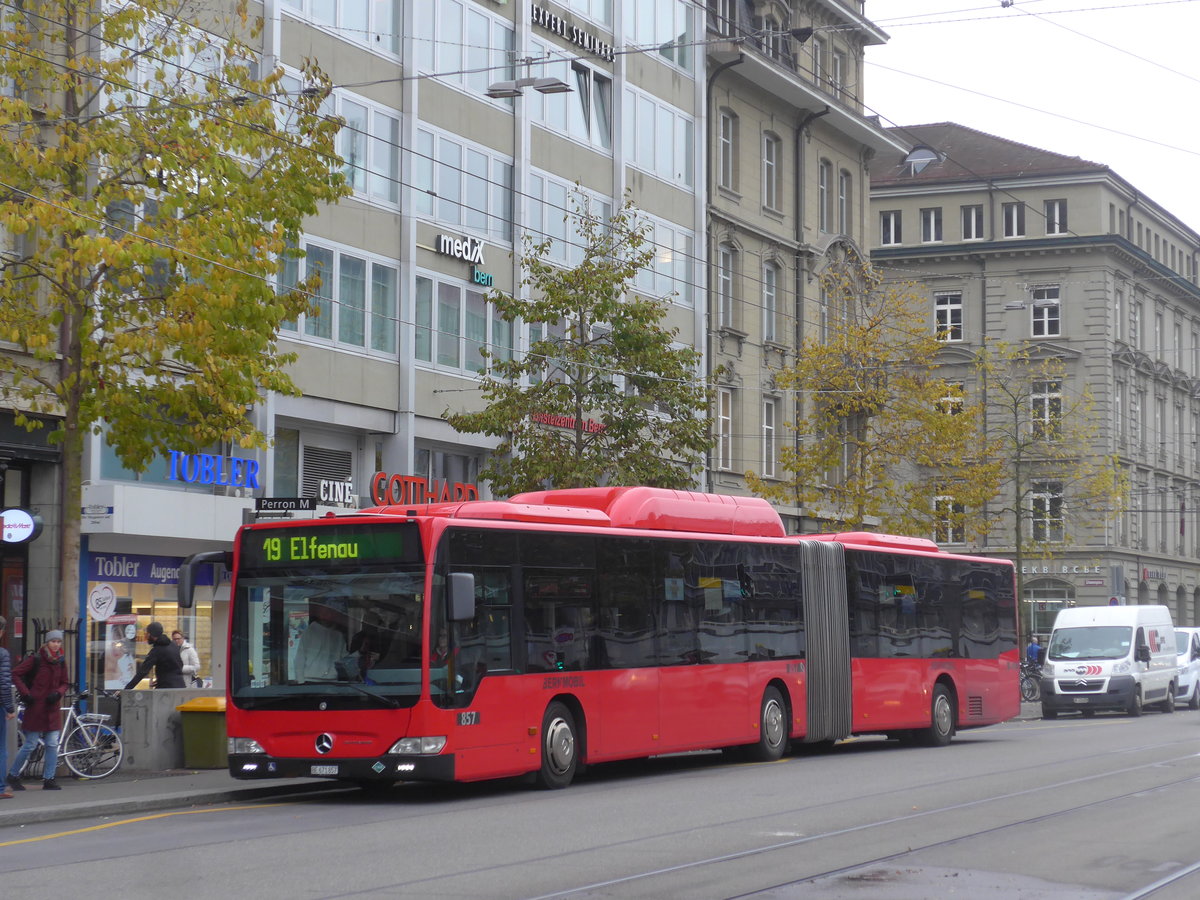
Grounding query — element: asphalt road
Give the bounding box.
[3,706,1199,899]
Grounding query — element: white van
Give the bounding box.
[1041,605,1176,718]
[1175,626,1200,709]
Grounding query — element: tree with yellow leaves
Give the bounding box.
[0,1,348,620]
[748,252,1003,536]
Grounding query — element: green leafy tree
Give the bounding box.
[974,341,1126,635]
[445,194,712,495]
[748,253,1003,535]
[0,0,349,620]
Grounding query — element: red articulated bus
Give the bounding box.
[178,486,1019,789]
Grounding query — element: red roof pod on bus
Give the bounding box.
[813,532,943,553]
[509,486,787,537]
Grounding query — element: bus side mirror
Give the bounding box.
[1135,645,1151,664]
[448,572,476,622]
[178,550,231,608]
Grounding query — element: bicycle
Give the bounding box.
[14,693,124,780]
[1020,660,1042,702]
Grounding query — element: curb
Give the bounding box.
[0,779,350,829]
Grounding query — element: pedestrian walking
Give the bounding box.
[125,622,185,689]
[7,629,71,791]
[0,616,16,799]
[172,630,202,687]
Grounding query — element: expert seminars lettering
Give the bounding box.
[531,4,616,62]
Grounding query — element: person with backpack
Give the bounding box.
[7,630,71,791]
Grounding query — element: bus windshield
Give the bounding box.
[1047,625,1132,661]
[230,522,426,710]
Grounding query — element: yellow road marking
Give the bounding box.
[0,802,292,847]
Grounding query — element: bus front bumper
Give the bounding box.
[228,753,457,782]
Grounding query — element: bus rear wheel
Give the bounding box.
[746,687,788,762]
[917,684,955,747]
[535,702,578,790]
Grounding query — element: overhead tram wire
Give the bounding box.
[10,22,1193,463]
[7,3,1198,358]
[7,0,1194,314]
[1,75,1183,376]
[869,0,1197,30]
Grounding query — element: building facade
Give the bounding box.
[37,0,705,686]
[870,122,1200,632]
[5,1,912,683]
[703,1,905,530]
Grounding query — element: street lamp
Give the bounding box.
[486,57,573,99]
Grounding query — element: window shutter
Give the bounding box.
[301,445,354,501]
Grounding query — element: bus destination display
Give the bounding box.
[240,525,416,568]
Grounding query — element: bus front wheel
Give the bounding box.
[535,702,578,790]
[746,687,788,762]
[917,684,956,747]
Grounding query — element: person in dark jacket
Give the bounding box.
[124,621,185,690]
[7,630,71,791]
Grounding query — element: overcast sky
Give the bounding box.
[863,0,1200,232]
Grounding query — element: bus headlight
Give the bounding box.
[228,737,265,754]
[388,736,447,755]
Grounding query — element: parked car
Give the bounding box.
[1175,626,1200,709]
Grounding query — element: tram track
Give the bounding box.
[519,740,1200,900]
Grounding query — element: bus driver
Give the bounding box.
[293,599,347,683]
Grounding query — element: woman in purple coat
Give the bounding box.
[7,630,71,791]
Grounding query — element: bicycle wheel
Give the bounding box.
[1020,674,1040,702]
[62,722,123,779]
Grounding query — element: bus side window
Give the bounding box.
[595,538,657,669]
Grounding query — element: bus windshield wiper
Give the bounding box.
[340,680,400,708]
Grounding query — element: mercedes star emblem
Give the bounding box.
[315,733,334,755]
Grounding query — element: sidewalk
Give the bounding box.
[0,767,348,829]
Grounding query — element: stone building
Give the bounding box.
[871,122,1200,630]
[702,0,905,531]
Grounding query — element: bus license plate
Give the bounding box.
[311,765,339,775]
[1073,697,1088,704]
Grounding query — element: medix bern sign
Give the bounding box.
[371,473,479,506]
[436,234,484,266]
